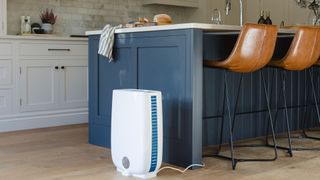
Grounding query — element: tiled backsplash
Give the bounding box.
[7,0,197,35]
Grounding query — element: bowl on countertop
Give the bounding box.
[33,29,45,34]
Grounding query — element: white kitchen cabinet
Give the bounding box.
[0,40,12,115]
[0,42,12,56]
[0,37,88,133]
[0,60,12,85]
[0,0,7,35]
[19,43,88,56]
[59,60,88,109]
[20,60,88,112]
[143,0,199,8]
[0,89,12,114]
[19,60,60,112]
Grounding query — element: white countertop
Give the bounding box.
[0,35,88,41]
[85,23,295,35]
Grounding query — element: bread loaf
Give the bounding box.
[153,14,173,25]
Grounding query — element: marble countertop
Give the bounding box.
[86,23,296,35]
[0,35,88,41]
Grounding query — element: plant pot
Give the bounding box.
[41,23,53,34]
[308,10,320,26]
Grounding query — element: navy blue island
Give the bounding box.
[86,24,299,168]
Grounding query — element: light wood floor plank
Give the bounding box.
[0,125,320,180]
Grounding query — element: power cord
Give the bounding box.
[157,163,205,174]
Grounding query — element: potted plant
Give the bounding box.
[295,0,320,25]
[40,9,57,34]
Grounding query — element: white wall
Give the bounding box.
[7,0,201,35]
[5,0,315,35]
[0,0,7,35]
[245,0,315,26]
[189,0,240,25]
[6,0,240,35]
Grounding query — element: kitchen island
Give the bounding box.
[86,23,299,167]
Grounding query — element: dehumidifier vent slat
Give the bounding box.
[149,96,158,172]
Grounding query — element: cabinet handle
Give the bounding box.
[61,66,65,70]
[48,49,71,52]
[55,66,59,70]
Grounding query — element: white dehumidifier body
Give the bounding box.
[111,89,163,179]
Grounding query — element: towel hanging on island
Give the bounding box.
[98,24,123,62]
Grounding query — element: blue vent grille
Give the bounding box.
[149,96,158,172]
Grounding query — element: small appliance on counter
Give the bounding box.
[20,16,31,35]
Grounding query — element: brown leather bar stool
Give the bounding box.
[267,26,320,156]
[203,24,278,170]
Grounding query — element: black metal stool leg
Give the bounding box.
[281,71,293,156]
[265,68,276,144]
[230,70,278,161]
[302,69,320,140]
[266,70,294,155]
[267,68,320,152]
[216,72,227,154]
[261,71,278,160]
[302,70,310,136]
[266,69,281,148]
[231,73,244,132]
[206,70,279,170]
[224,71,237,169]
[287,68,320,151]
[205,70,237,169]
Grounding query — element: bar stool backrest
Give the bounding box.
[281,27,320,71]
[225,24,278,73]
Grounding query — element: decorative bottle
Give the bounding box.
[264,11,272,25]
[258,11,265,24]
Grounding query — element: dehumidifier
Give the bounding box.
[111,89,163,179]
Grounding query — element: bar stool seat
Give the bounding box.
[204,24,277,72]
[268,26,320,71]
[314,58,320,66]
[266,26,320,155]
[203,24,278,170]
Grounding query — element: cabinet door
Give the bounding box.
[0,60,12,85]
[0,89,12,114]
[137,36,187,141]
[89,36,137,147]
[134,32,202,167]
[20,60,60,112]
[59,60,88,109]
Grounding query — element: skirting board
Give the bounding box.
[0,112,88,133]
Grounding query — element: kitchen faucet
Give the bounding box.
[225,0,244,26]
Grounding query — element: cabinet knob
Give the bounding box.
[61,66,65,70]
[55,66,59,70]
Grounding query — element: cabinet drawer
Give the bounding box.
[0,43,13,56]
[0,60,12,85]
[0,89,12,114]
[19,43,88,56]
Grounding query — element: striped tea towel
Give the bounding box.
[98,24,123,62]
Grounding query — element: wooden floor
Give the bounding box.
[1,125,320,180]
